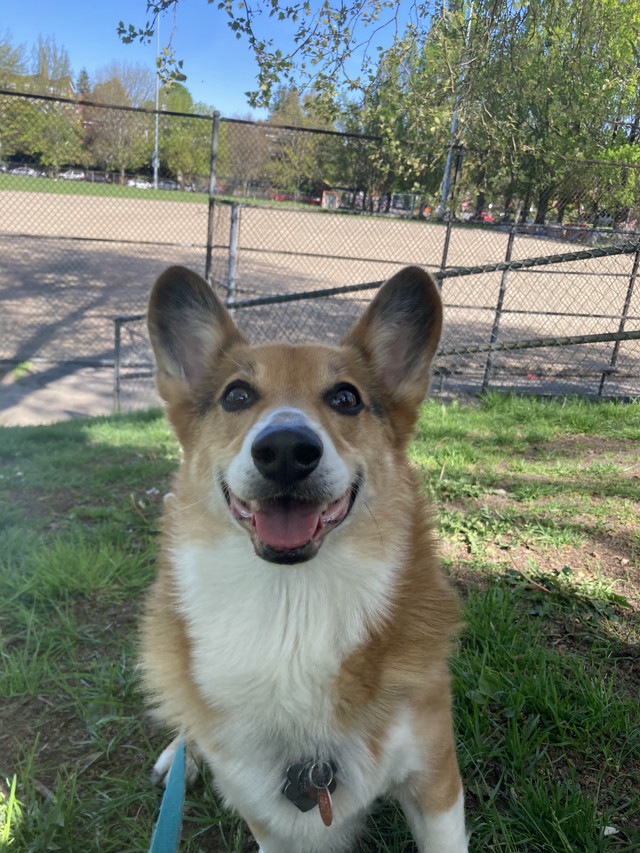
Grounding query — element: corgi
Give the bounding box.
[141,264,468,853]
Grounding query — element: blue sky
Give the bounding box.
[1,0,275,117]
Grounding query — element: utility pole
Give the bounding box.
[153,16,160,190]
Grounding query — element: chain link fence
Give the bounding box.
[1,89,639,414]
[199,217,640,400]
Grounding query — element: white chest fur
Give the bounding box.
[169,535,421,840]
[171,534,393,733]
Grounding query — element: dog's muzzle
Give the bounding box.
[223,424,359,564]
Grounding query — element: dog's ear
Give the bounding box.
[343,265,442,422]
[147,266,245,404]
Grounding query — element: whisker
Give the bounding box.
[163,494,209,516]
[363,499,384,549]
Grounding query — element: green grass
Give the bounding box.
[0,172,336,213]
[0,172,209,204]
[0,395,638,851]
[455,577,637,852]
[0,172,489,220]
[0,172,318,212]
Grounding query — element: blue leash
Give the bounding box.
[149,733,187,853]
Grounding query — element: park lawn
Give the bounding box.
[0,172,465,220]
[0,173,337,212]
[0,394,638,852]
[0,172,209,204]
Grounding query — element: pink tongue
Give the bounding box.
[252,502,321,549]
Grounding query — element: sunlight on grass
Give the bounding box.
[0,775,23,848]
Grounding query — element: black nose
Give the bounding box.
[251,425,323,484]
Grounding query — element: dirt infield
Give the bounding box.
[2,188,639,425]
[1,363,118,426]
[0,189,209,245]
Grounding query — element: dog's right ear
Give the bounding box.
[147,266,244,405]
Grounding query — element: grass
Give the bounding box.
[0,394,638,852]
[0,172,313,211]
[0,172,482,221]
[0,172,336,214]
[0,173,209,204]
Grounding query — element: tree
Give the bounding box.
[0,34,82,171]
[267,87,333,198]
[29,35,73,95]
[0,35,83,171]
[0,31,27,86]
[456,0,640,221]
[157,83,211,188]
[0,93,39,162]
[119,1,411,110]
[87,74,153,183]
[28,103,85,172]
[121,1,640,221]
[77,68,91,95]
[93,61,155,107]
[0,34,29,162]
[352,1,640,219]
[223,118,271,196]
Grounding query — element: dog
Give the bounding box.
[141,264,468,853]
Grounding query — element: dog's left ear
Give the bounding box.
[343,265,442,413]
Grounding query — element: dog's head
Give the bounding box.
[148,266,442,565]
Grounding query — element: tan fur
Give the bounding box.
[333,489,460,732]
[141,561,223,742]
[407,689,463,816]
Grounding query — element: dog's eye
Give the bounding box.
[326,383,363,415]
[221,381,257,412]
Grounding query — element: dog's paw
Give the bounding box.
[151,736,200,788]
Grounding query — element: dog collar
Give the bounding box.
[282,760,337,826]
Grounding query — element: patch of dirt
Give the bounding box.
[485,541,639,611]
[443,428,640,617]
[0,695,84,785]
[525,433,640,470]
[0,597,145,788]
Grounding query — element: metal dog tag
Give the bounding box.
[282,760,337,818]
[283,762,317,812]
[316,785,333,827]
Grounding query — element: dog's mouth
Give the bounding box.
[222,480,359,564]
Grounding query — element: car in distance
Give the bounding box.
[128,177,153,189]
[9,165,44,177]
[59,169,86,180]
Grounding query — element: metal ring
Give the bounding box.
[308,761,333,789]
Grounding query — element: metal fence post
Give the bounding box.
[113,317,122,413]
[227,202,241,304]
[598,247,640,396]
[439,147,464,275]
[205,111,220,283]
[482,226,516,392]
